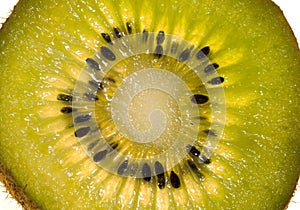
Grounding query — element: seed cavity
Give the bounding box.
[187,159,205,181]
[204,63,219,74]
[129,163,138,176]
[86,58,101,71]
[157,174,165,189]
[93,150,107,162]
[142,163,152,182]
[170,171,180,188]
[179,49,191,62]
[154,45,163,59]
[74,114,92,123]
[57,94,73,102]
[156,31,165,45]
[100,46,116,61]
[118,160,129,175]
[187,159,197,171]
[89,80,104,90]
[203,129,218,136]
[106,77,116,83]
[143,30,149,42]
[101,33,112,44]
[87,141,98,151]
[113,27,124,38]
[60,107,73,114]
[126,22,133,34]
[75,127,90,138]
[171,42,178,54]
[155,161,165,189]
[208,76,224,85]
[191,94,209,104]
[194,116,207,120]
[84,93,99,101]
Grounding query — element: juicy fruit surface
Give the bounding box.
[0,0,300,209]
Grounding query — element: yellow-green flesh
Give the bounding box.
[0,0,300,209]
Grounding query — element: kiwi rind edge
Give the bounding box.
[0,4,39,209]
[0,0,300,209]
[0,2,37,208]
[0,163,39,210]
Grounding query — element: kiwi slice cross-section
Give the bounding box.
[0,0,299,209]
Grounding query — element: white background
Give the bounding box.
[0,0,299,209]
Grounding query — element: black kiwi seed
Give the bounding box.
[142,30,149,42]
[179,48,191,62]
[157,175,165,189]
[201,46,210,55]
[74,127,90,138]
[126,22,133,34]
[84,93,99,101]
[100,46,116,61]
[60,107,73,114]
[154,161,164,174]
[204,63,219,74]
[57,94,73,102]
[88,80,104,90]
[170,171,180,188]
[196,46,210,59]
[156,31,165,45]
[117,160,129,175]
[93,150,107,162]
[101,33,112,44]
[109,143,118,150]
[74,114,92,123]
[106,142,118,152]
[85,58,101,71]
[191,94,209,104]
[199,155,211,164]
[186,144,201,157]
[155,161,165,189]
[208,76,224,85]
[113,27,124,38]
[154,45,163,59]
[142,163,152,182]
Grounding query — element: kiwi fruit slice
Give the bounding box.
[0,0,299,209]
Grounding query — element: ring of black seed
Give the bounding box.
[68,29,226,179]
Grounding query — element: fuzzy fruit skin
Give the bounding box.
[0,0,300,209]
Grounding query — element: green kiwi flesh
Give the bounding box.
[0,0,300,209]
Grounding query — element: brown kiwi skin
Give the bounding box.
[284,179,299,210]
[278,3,300,208]
[274,3,300,50]
[0,163,40,210]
